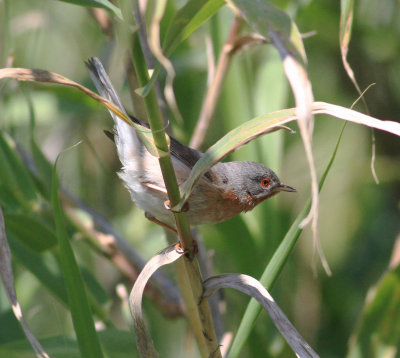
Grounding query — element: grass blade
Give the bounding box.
[54,0,122,19]
[140,0,225,96]
[347,238,400,358]
[51,152,104,358]
[0,132,37,207]
[229,124,347,357]
[4,214,57,252]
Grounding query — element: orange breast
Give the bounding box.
[187,183,248,225]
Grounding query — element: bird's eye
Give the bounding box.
[260,178,271,189]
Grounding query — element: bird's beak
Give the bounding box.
[277,184,297,192]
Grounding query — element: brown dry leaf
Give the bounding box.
[129,243,184,357]
[0,66,158,156]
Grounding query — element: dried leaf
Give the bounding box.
[312,102,400,135]
[0,66,158,156]
[203,274,319,358]
[129,244,184,357]
[148,0,183,123]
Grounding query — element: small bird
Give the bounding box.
[86,58,296,230]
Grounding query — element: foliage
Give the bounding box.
[0,0,399,357]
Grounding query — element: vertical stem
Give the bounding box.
[131,32,221,358]
[190,17,243,150]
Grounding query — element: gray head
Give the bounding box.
[216,161,296,211]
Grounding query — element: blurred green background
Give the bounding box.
[0,0,399,357]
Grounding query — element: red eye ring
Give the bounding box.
[260,177,271,189]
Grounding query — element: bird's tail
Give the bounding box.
[85,57,143,163]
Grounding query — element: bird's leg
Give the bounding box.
[144,212,177,234]
[146,204,197,257]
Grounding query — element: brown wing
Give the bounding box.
[128,115,203,169]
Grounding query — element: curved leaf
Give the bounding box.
[203,274,319,357]
[0,67,158,156]
[129,243,184,357]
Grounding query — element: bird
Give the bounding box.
[86,57,296,231]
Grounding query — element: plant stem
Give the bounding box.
[190,16,243,150]
[131,32,222,358]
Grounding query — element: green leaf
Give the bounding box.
[9,234,110,321]
[0,185,20,211]
[54,0,122,19]
[5,214,57,252]
[229,124,346,357]
[0,329,138,358]
[0,132,37,208]
[163,0,225,57]
[232,0,306,64]
[8,237,68,305]
[80,266,110,307]
[0,310,25,345]
[140,0,225,97]
[347,263,400,358]
[24,88,53,198]
[51,153,104,358]
[174,109,296,211]
[0,335,79,358]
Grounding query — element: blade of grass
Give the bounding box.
[51,150,104,358]
[347,237,400,358]
[22,86,54,198]
[139,0,225,97]
[8,237,68,306]
[53,0,122,20]
[4,214,57,252]
[0,132,37,206]
[229,123,347,357]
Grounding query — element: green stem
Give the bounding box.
[130,32,221,358]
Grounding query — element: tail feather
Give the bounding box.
[85,57,143,163]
